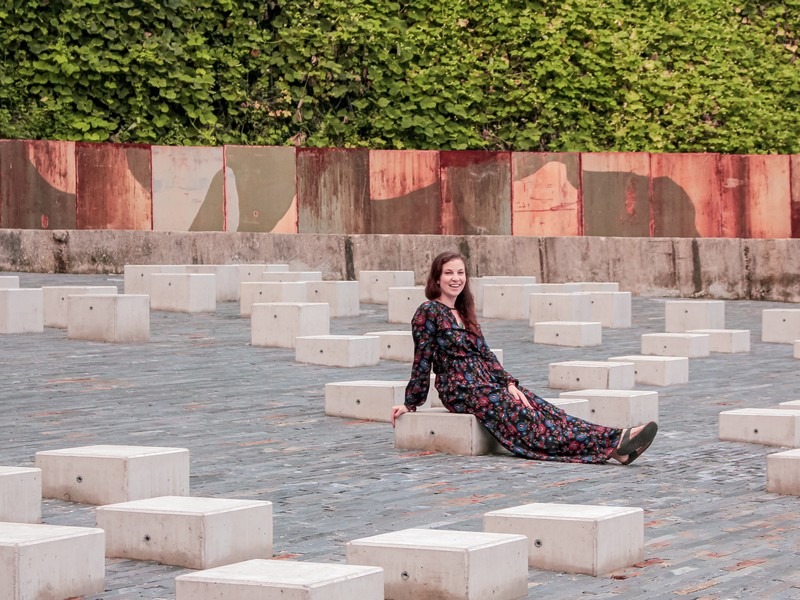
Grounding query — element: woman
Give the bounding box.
[391,251,657,465]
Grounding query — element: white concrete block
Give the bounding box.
[240,282,307,317]
[641,333,710,357]
[585,291,632,328]
[175,559,385,600]
[262,271,322,283]
[362,330,414,361]
[719,409,800,447]
[295,335,380,367]
[238,263,271,283]
[250,303,329,348]
[35,445,189,505]
[483,284,542,320]
[394,408,503,455]
[475,277,536,315]
[767,449,800,496]
[0,275,19,288]
[665,299,725,332]
[0,522,105,599]
[358,270,415,304]
[795,340,800,358]
[687,329,751,353]
[96,496,272,569]
[43,285,117,328]
[558,389,659,429]
[325,381,404,422]
[67,294,150,343]
[547,398,592,421]
[536,283,583,293]
[534,321,602,347]
[483,503,644,576]
[346,528,528,600]
[778,400,800,410]
[264,263,290,272]
[0,466,41,523]
[762,309,800,344]
[150,273,216,313]
[123,264,185,294]
[0,288,43,333]
[608,355,689,386]
[388,286,427,324]
[184,264,240,302]
[548,361,635,391]
[305,280,360,317]
[572,282,620,292]
[529,292,590,325]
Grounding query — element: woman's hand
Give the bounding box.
[391,404,410,427]
[508,384,532,409]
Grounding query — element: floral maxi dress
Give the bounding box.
[404,300,622,464]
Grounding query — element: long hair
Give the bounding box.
[424,251,480,334]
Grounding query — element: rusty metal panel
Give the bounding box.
[581,152,650,237]
[719,155,791,238]
[152,146,224,232]
[440,151,511,235]
[76,143,152,230]
[224,145,296,233]
[368,150,440,234]
[651,153,720,237]
[792,155,800,238]
[511,152,580,236]
[296,148,370,234]
[0,140,76,229]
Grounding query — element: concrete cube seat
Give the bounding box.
[358,270,415,304]
[387,286,427,324]
[395,408,504,455]
[0,288,43,334]
[123,264,185,294]
[43,285,117,328]
[175,559,384,600]
[0,466,41,523]
[687,329,751,353]
[240,282,307,317]
[795,340,800,358]
[548,361,635,391]
[251,302,329,348]
[558,389,659,428]
[346,528,528,600]
[325,380,405,422]
[778,400,800,410]
[483,503,644,576]
[184,264,240,302]
[362,330,414,361]
[96,496,272,569]
[665,299,725,332]
[585,291,632,328]
[767,449,800,496]
[295,335,380,367]
[471,276,536,316]
[762,309,800,343]
[535,283,583,293]
[261,271,322,283]
[533,321,602,347]
[35,445,189,505]
[529,292,589,325]
[719,409,800,447]
[67,294,150,343]
[546,397,591,420]
[641,333,710,357]
[0,522,105,599]
[608,355,689,387]
[305,280,360,317]
[0,275,20,288]
[150,272,216,313]
[572,282,620,292]
[483,283,542,320]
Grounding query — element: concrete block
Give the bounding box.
[719,408,800,447]
[346,528,528,600]
[305,280,360,317]
[585,291,632,328]
[536,283,583,293]
[388,286,427,324]
[0,288,43,334]
[123,264,185,294]
[534,321,602,347]
[0,522,105,599]
[529,293,590,325]
[325,381,404,422]
[482,284,541,320]
[362,330,413,362]
[184,264,240,302]
[687,329,751,353]
[548,361,635,391]
[35,445,189,505]
[251,303,329,348]
[665,299,725,332]
[778,400,800,410]
[767,449,800,496]
[0,275,19,288]
[572,282,620,292]
[150,273,216,313]
[43,285,117,329]
[358,270,415,304]
[641,333,710,357]
[483,503,644,576]
[608,355,689,386]
[262,271,322,283]
[394,408,503,455]
[240,282,307,317]
[558,389,659,428]
[96,496,272,570]
[264,263,290,272]
[295,335,380,367]
[238,263,271,283]
[796,340,800,358]
[547,398,592,421]
[175,559,384,600]
[762,309,800,343]
[67,294,150,343]
[425,374,443,408]
[0,466,41,523]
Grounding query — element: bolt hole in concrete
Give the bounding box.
[754,429,759,434]
[89,306,93,310]
[356,399,360,405]
[75,475,83,483]
[534,539,543,548]
[319,349,323,353]
[401,571,410,580]
[430,431,436,436]
[144,534,151,542]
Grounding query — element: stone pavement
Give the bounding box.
[2,271,800,600]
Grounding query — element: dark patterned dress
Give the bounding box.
[404,300,622,464]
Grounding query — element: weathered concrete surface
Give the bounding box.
[0,229,798,301]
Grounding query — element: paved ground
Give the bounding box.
[2,271,800,599]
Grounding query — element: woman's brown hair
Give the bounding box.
[425,251,480,334]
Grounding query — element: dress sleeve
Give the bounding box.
[479,333,519,388]
[404,304,436,411]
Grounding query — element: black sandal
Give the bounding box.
[617,422,658,457]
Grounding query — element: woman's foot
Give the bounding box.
[611,422,658,465]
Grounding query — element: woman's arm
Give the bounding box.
[402,304,436,411]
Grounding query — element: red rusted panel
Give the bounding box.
[0,140,76,229]
[719,155,791,238]
[440,151,511,235]
[651,153,720,237]
[369,150,440,234]
[511,152,580,236]
[582,153,651,237]
[225,145,297,233]
[76,143,152,230]
[296,148,370,234]
[789,155,800,238]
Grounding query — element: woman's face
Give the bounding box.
[438,258,466,302]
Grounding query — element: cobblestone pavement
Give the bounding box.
[2,272,800,599]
